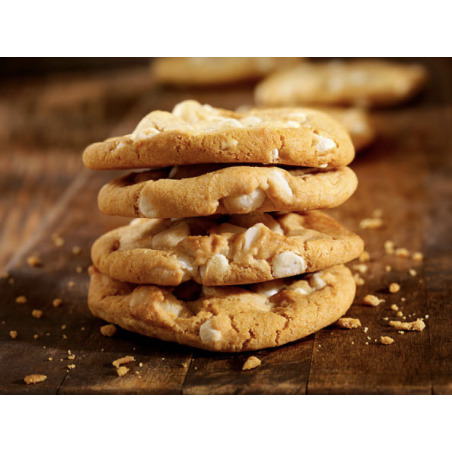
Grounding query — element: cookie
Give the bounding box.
[152,57,300,86]
[255,60,428,108]
[320,107,375,152]
[92,211,364,286]
[98,165,358,219]
[88,265,356,352]
[83,100,355,170]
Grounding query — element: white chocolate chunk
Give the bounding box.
[310,272,327,290]
[139,196,157,218]
[255,280,286,298]
[199,319,222,343]
[223,188,266,213]
[200,254,229,279]
[177,255,194,273]
[292,287,309,295]
[272,252,307,278]
[313,134,336,154]
[151,222,190,250]
[240,115,262,127]
[159,300,184,318]
[271,148,279,160]
[268,170,293,199]
[243,224,263,251]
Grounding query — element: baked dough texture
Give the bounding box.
[91,211,364,286]
[255,60,428,108]
[98,165,358,219]
[152,57,300,86]
[88,264,356,352]
[83,100,355,170]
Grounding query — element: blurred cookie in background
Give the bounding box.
[255,59,428,108]
[152,57,301,87]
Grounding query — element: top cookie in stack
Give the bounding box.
[84,100,363,352]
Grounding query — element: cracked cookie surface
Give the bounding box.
[98,165,358,219]
[83,100,354,170]
[92,211,364,286]
[152,57,300,86]
[255,60,428,108]
[88,265,355,352]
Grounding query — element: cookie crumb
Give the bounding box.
[425,314,429,319]
[364,327,369,333]
[409,269,417,276]
[385,265,392,272]
[397,311,404,317]
[24,374,47,385]
[412,252,423,262]
[72,246,82,255]
[380,336,394,345]
[389,319,426,331]
[61,325,66,330]
[117,366,129,377]
[398,331,405,335]
[15,295,27,304]
[139,363,143,367]
[391,304,399,311]
[336,318,361,329]
[33,334,39,339]
[52,298,63,307]
[359,251,370,263]
[395,248,410,258]
[384,240,395,255]
[48,357,53,361]
[352,264,368,274]
[112,356,135,368]
[353,273,365,286]
[8,277,15,285]
[100,324,118,337]
[242,356,262,371]
[360,218,383,230]
[67,364,76,369]
[9,330,18,339]
[75,266,83,274]
[68,281,75,288]
[62,334,68,339]
[32,309,43,319]
[389,283,401,293]
[27,255,42,267]
[52,234,65,247]
[363,294,385,307]
[68,354,75,360]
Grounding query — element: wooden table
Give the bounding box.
[1,59,451,394]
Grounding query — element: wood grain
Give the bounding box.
[0,59,451,394]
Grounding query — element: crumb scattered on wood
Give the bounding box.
[117,366,129,377]
[397,311,404,317]
[112,356,135,368]
[352,264,368,274]
[52,234,65,247]
[15,295,27,304]
[384,240,395,255]
[9,330,18,339]
[385,265,391,272]
[242,356,262,371]
[353,273,365,286]
[391,304,399,311]
[52,298,63,307]
[363,294,385,307]
[360,218,383,230]
[68,281,75,288]
[359,251,370,263]
[390,319,426,331]
[389,283,401,293]
[409,269,417,276]
[72,246,82,255]
[100,324,117,337]
[395,248,410,258]
[75,266,83,274]
[380,336,394,345]
[27,256,42,267]
[24,374,47,385]
[336,318,361,329]
[32,309,43,319]
[412,252,423,262]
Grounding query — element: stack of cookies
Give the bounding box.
[83,100,364,352]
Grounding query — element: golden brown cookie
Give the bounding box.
[98,165,358,219]
[152,57,300,86]
[255,60,428,108]
[88,265,356,352]
[91,211,364,286]
[83,100,355,170]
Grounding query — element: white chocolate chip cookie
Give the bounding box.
[98,165,358,219]
[91,211,364,286]
[255,60,428,108]
[87,265,356,352]
[152,57,301,86]
[83,100,354,170]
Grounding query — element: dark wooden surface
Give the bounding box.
[0,59,451,394]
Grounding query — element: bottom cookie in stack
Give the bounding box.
[88,265,355,352]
